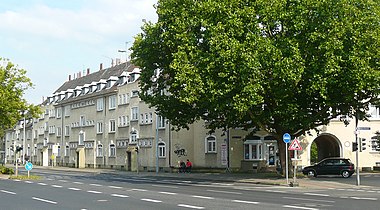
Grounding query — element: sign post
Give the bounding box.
[288,138,302,187]
[25,161,33,178]
[283,133,291,185]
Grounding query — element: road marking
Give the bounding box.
[97,199,108,202]
[177,204,205,209]
[25,181,33,184]
[109,186,122,189]
[37,183,47,186]
[159,191,177,195]
[0,190,16,195]
[87,190,102,194]
[141,198,162,203]
[212,183,233,186]
[350,197,378,201]
[68,188,81,191]
[51,185,63,188]
[266,190,286,193]
[304,193,330,197]
[111,194,129,198]
[129,189,147,192]
[58,180,68,183]
[13,179,21,182]
[232,200,259,205]
[283,205,318,210]
[283,197,335,203]
[73,181,83,184]
[32,197,57,205]
[90,183,103,187]
[191,195,214,200]
[152,184,178,189]
[207,189,242,195]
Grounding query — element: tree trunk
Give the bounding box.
[278,139,293,176]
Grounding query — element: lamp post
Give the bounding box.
[355,112,360,186]
[23,111,26,165]
[155,114,159,173]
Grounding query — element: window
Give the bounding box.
[56,127,62,137]
[97,122,103,133]
[109,95,116,110]
[371,136,380,152]
[56,108,62,118]
[158,142,166,158]
[131,90,139,97]
[65,145,69,156]
[140,114,144,124]
[109,120,116,133]
[158,115,165,128]
[205,136,216,153]
[130,129,138,144]
[26,145,30,156]
[244,144,263,160]
[145,113,149,124]
[131,107,139,120]
[109,144,116,157]
[118,116,127,127]
[97,98,104,111]
[80,116,86,126]
[65,126,70,136]
[79,131,85,145]
[97,144,103,157]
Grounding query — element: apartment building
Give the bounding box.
[4,62,380,172]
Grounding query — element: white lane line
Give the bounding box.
[32,197,57,205]
[37,183,47,186]
[73,181,83,184]
[283,205,318,210]
[109,186,122,189]
[159,191,177,195]
[58,180,68,183]
[129,189,147,192]
[207,189,242,195]
[191,195,214,200]
[350,197,378,201]
[1,190,16,195]
[232,200,259,205]
[283,196,335,203]
[178,204,205,209]
[141,198,162,203]
[87,190,102,194]
[13,179,21,182]
[111,194,129,198]
[68,188,81,191]
[90,183,103,187]
[152,184,178,189]
[212,183,233,186]
[25,181,33,184]
[266,190,285,193]
[304,193,330,197]
[51,185,63,188]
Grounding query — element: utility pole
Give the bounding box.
[355,113,360,186]
[23,112,26,165]
[155,114,159,173]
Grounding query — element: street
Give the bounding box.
[1,168,380,210]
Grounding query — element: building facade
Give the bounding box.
[4,62,380,172]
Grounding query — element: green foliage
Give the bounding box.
[131,0,380,169]
[9,175,41,180]
[310,142,318,164]
[0,166,14,175]
[0,58,41,136]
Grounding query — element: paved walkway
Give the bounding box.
[1,164,364,190]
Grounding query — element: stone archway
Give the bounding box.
[311,134,341,162]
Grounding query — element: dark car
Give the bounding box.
[302,157,355,178]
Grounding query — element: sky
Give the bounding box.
[0,0,158,105]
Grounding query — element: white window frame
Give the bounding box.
[109,120,116,133]
[80,115,86,126]
[64,125,70,136]
[158,115,165,128]
[79,131,85,145]
[56,127,62,137]
[131,107,139,121]
[158,142,166,158]
[96,122,103,134]
[109,95,117,110]
[56,108,62,118]
[109,144,116,157]
[130,130,138,144]
[244,143,263,160]
[205,135,217,153]
[97,144,103,157]
[65,145,70,156]
[96,98,104,111]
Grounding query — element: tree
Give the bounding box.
[131,0,380,173]
[0,58,41,136]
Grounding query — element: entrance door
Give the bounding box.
[76,152,79,168]
[127,152,131,171]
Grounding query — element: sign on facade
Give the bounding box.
[221,143,227,166]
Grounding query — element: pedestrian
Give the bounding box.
[186,159,192,173]
[179,160,186,173]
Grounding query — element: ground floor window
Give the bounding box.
[244,144,262,160]
[158,142,166,158]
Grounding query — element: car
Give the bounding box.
[302,157,355,178]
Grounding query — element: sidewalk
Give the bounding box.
[2,164,359,190]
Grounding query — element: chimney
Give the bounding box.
[42,96,45,103]
[69,75,71,81]
[79,71,82,78]
[100,63,103,71]
[87,68,90,75]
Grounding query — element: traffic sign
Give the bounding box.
[283,133,291,144]
[25,162,33,171]
[288,138,302,151]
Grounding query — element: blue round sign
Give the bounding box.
[283,133,291,144]
[25,162,33,171]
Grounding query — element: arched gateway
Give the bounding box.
[311,134,342,162]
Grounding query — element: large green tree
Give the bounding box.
[131,0,380,171]
[0,58,40,136]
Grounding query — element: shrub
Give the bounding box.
[0,166,14,175]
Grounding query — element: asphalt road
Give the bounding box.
[1,168,379,210]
